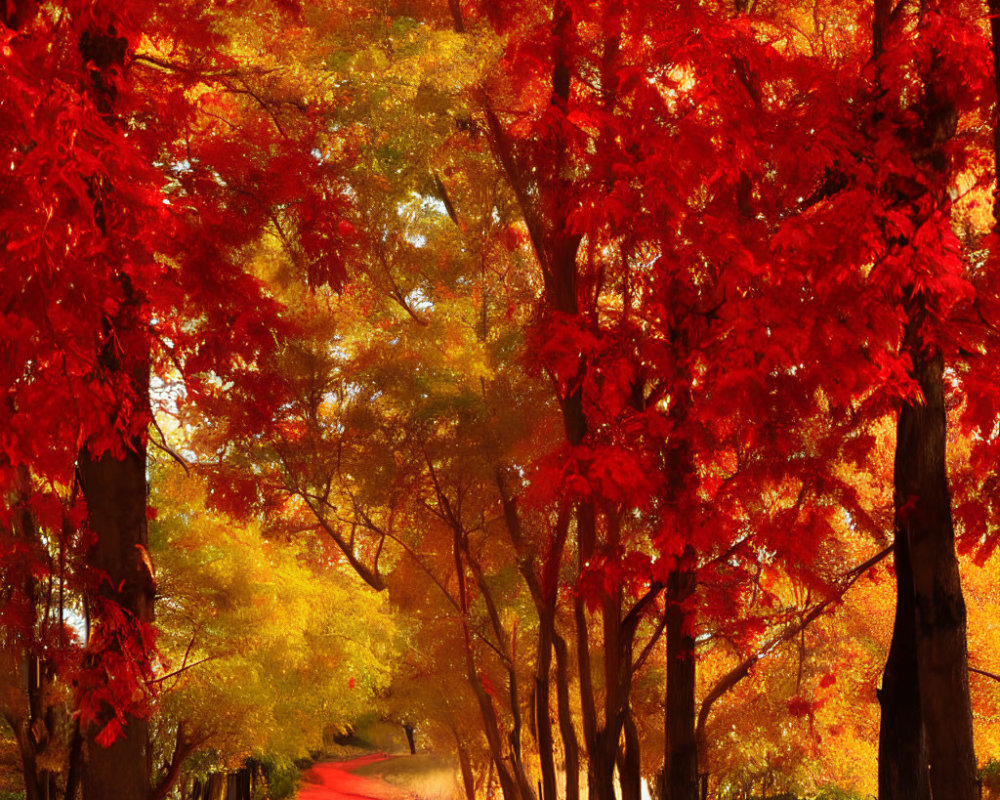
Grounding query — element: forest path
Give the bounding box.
[297,753,418,800]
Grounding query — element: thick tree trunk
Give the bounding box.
[78,425,154,800]
[871,1,976,797]
[77,296,153,800]
[894,337,977,800]
[661,557,698,800]
[877,519,930,800]
[589,735,617,800]
[617,711,641,800]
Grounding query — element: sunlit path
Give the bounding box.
[297,754,415,800]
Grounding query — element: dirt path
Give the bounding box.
[297,754,415,800]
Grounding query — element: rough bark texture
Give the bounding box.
[895,335,977,800]
[877,519,930,800]
[78,418,154,800]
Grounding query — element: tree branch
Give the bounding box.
[695,544,893,748]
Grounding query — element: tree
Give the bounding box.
[867,3,991,797]
[1,0,350,796]
[148,463,396,799]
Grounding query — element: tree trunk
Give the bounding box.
[894,336,977,800]
[455,535,530,800]
[617,711,641,800]
[871,1,977,797]
[661,556,698,800]
[454,732,476,800]
[64,721,82,800]
[76,304,152,800]
[73,18,155,800]
[209,773,225,800]
[553,631,580,800]
[535,613,558,800]
[78,428,154,800]
[574,502,600,800]
[877,511,930,800]
[10,715,42,800]
[592,587,626,800]
[589,736,617,800]
[77,289,153,800]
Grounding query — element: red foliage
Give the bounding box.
[1,0,352,745]
[481,0,997,676]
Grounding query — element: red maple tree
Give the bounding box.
[1,1,349,797]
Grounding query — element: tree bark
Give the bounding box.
[535,612,558,800]
[661,555,698,800]
[871,1,977,797]
[877,514,930,800]
[78,424,154,800]
[574,503,599,800]
[618,711,641,800]
[552,631,580,800]
[454,730,476,800]
[9,714,42,800]
[77,292,154,800]
[894,330,977,800]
